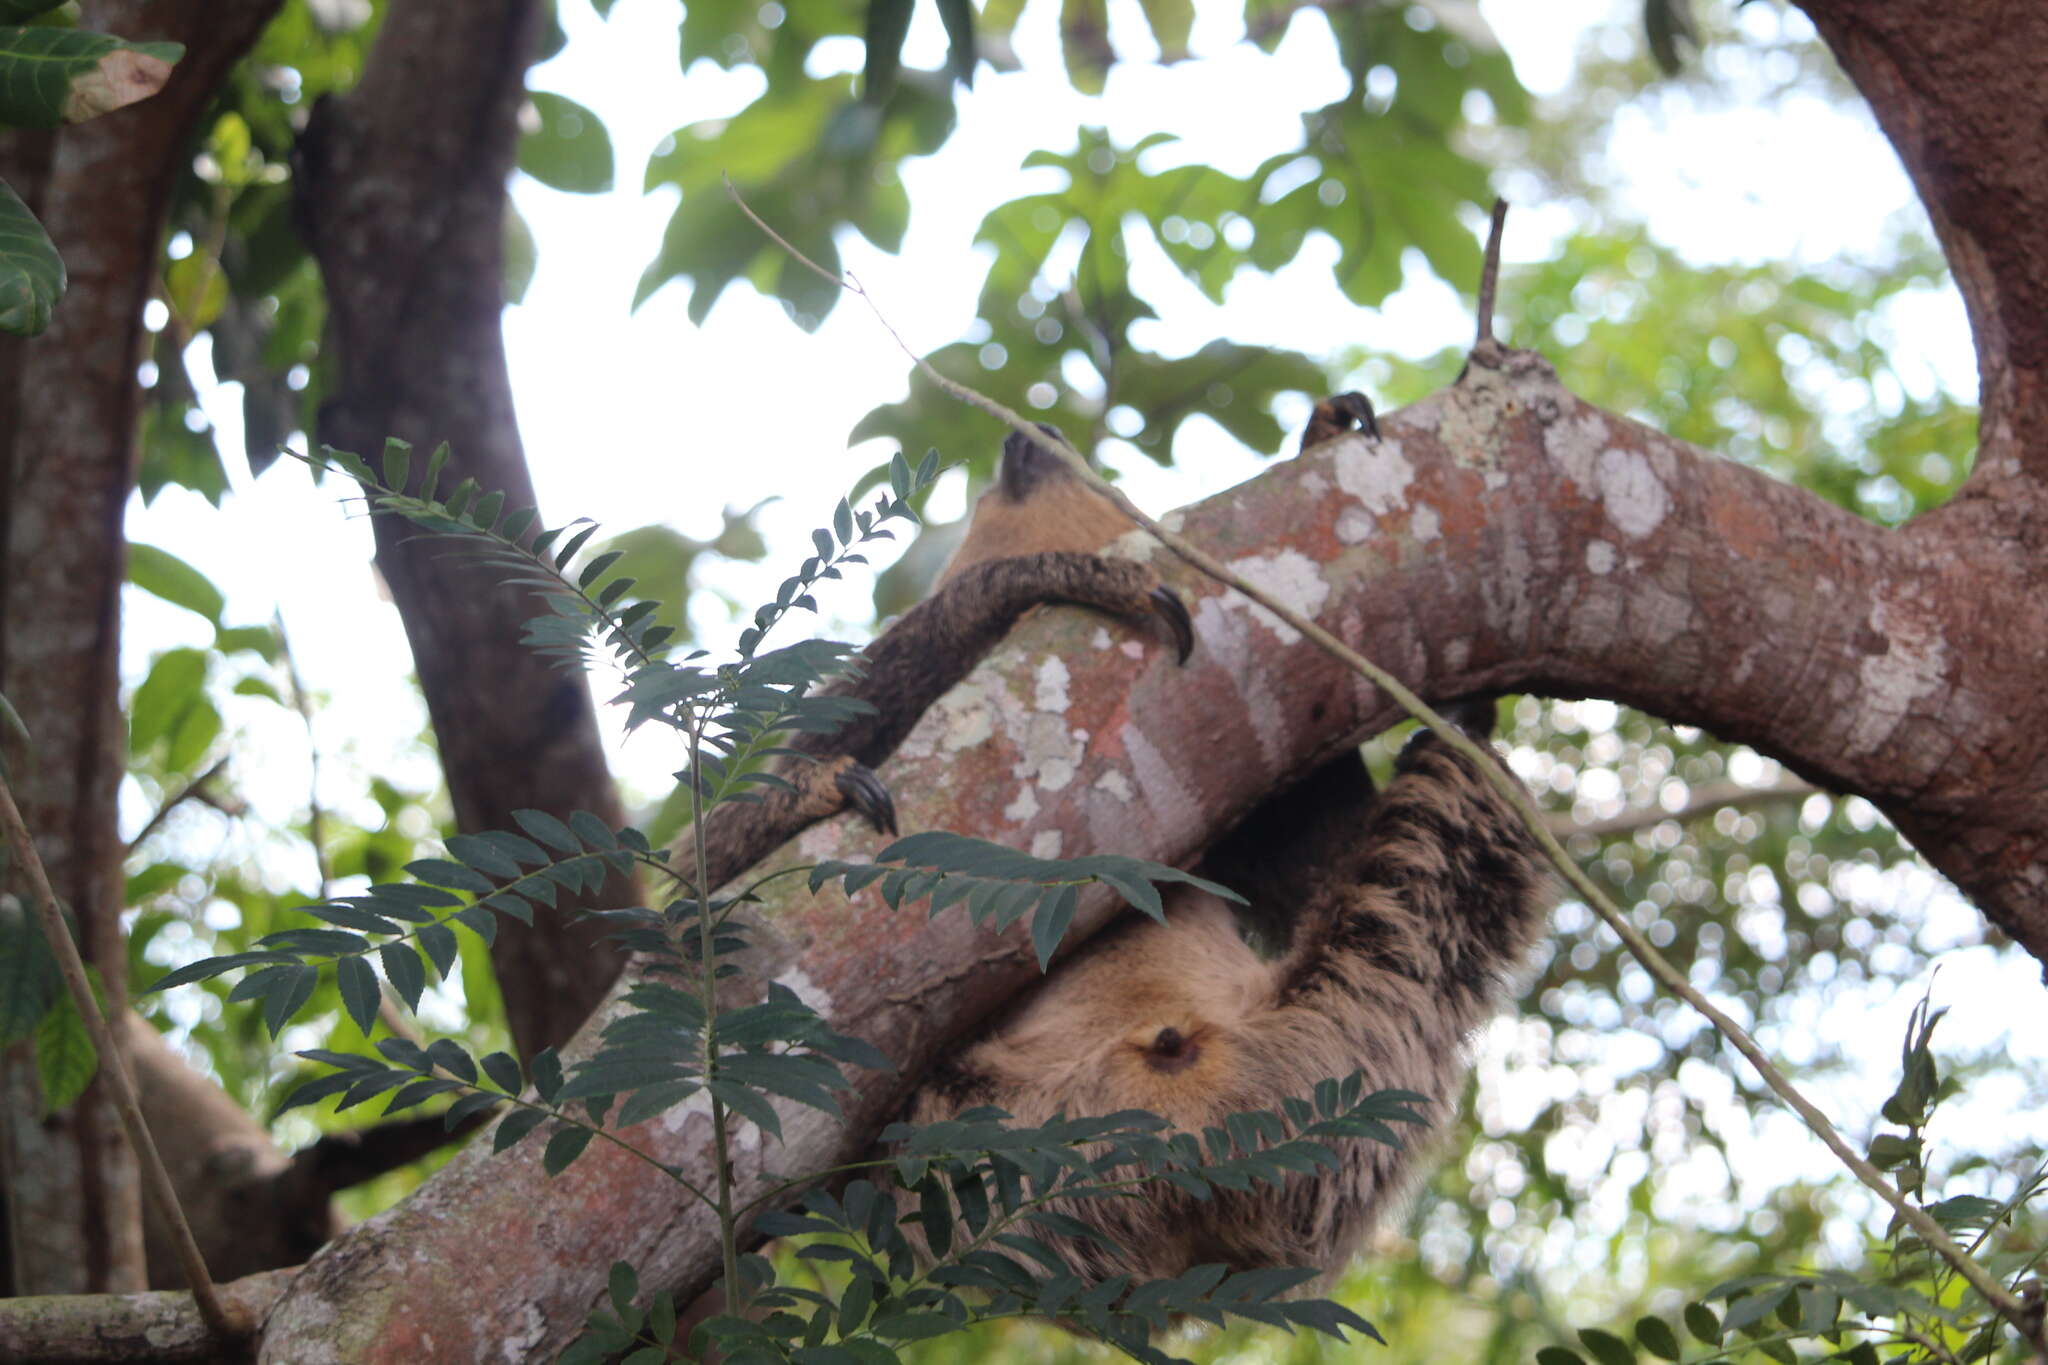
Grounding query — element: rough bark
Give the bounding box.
[0,0,283,1296]
[292,0,635,1061]
[0,1267,291,1363]
[256,332,2048,1356]
[1797,0,2048,500]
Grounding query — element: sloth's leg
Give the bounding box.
[677,551,1191,898]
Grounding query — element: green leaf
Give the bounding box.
[1682,1302,1721,1346]
[127,647,207,756]
[493,1108,547,1152]
[1634,1317,1681,1361]
[33,985,95,1112]
[381,941,426,1012]
[126,544,224,624]
[1576,1329,1635,1365]
[513,808,580,853]
[335,955,380,1035]
[504,200,536,305]
[380,436,412,493]
[543,1123,594,1174]
[262,964,318,1037]
[0,898,58,1044]
[0,28,183,127]
[1135,0,1192,60]
[609,1259,639,1317]
[519,91,614,194]
[1534,1352,1586,1365]
[163,695,221,773]
[862,0,913,103]
[417,922,459,980]
[935,0,975,83]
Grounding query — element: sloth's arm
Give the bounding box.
[675,550,1191,899]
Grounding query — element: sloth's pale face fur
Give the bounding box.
[970,893,1280,1128]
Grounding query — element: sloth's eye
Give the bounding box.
[1150,1027,1184,1057]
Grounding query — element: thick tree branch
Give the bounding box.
[256,348,2048,1356]
[0,1268,292,1363]
[0,0,284,1296]
[1796,0,2048,500]
[294,0,635,1061]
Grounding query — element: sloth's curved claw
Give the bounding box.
[1300,390,1381,452]
[1149,585,1195,665]
[834,761,899,837]
[1332,391,1380,439]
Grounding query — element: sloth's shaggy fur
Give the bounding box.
[909,724,1554,1282]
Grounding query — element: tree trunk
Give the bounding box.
[0,0,282,1297]
[292,0,637,1061]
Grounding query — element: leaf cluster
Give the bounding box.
[567,1075,1419,1365]
[1543,992,2047,1365]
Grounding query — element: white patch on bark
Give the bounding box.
[1034,656,1071,712]
[1544,411,1608,490]
[1586,540,1616,574]
[1480,525,1536,642]
[1012,712,1084,791]
[1121,723,1202,833]
[1300,470,1330,496]
[1191,594,1285,768]
[1105,526,1159,562]
[1849,594,1948,755]
[1335,507,1375,545]
[1636,582,1695,644]
[1334,438,1415,515]
[1092,627,1113,649]
[501,1305,547,1361]
[1597,447,1669,538]
[1444,638,1470,672]
[1411,503,1440,542]
[1004,785,1040,822]
[896,676,994,760]
[1094,769,1135,802]
[1120,639,1147,660]
[1223,550,1329,647]
[657,1089,715,1136]
[1031,830,1064,860]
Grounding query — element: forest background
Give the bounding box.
[0,0,2033,1361]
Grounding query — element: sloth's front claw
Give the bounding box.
[1300,390,1381,451]
[1148,585,1195,665]
[833,760,899,837]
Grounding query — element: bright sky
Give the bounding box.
[124,0,2028,1250]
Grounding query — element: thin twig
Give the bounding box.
[121,755,230,857]
[0,773,233,1340]
[728,179,2039,1346]
[1475,197,1508,353]
[1550,775,1815,842]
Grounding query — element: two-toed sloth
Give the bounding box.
[902,399,1554,1283]
[692,397,1554,1288]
